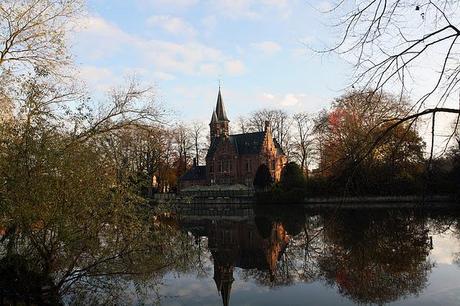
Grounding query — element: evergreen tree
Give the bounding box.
[253,164,273,190]
[280,162,306,190]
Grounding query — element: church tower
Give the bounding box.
[210,87,230,140]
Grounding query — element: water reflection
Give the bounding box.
[180,215,290,306]
[318,210,433,304]
[0,208,200,305]
[2,205,460,305]
[176,206,460,306]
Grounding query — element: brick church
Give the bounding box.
[179,88,287,189]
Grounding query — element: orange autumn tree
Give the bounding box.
[315,91,425,195]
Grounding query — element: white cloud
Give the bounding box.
[211,0,292,20]
[211,0,258,19]
[251,41,282,56]
[225,60,246,75]
[137,0,198,9]
[262,93,275,100]
[72,16,246,78]
[316,1,333,12]
[199,63,219,75]
[146,15,197,37]
[72,16,131,60]
[153,71,176,81]
[260,92,328,111]
[261,92,303,107]
[77,65,117,92]
[201,15,217,34]
[281,93,304,106]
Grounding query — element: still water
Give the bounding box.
[2,204,460,305]
[157,205,460,306]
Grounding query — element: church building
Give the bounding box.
[179,88,287,189]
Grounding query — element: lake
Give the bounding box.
[2,204,460,305]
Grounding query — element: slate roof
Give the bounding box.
[206,131,266,159]
[230,131,266,154]
[180,166,206,181]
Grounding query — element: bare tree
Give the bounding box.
[68,78,164,147]
[0,0,83,72]
[235,115,249,134]
[325,0,460,157]
[191,120,205,165]
[173,122,193,175]
[248,109,292,154]
[292,112,315,175]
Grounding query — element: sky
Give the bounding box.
[70,0,351,124]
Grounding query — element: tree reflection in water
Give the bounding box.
[2,204,460,305]
[0,208,201,305]
[318,209,433,305]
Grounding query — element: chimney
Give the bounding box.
[264,121,271,133]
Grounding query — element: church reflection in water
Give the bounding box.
[180,215,291,306]
[177,205,441,306]
[177,204,307,306]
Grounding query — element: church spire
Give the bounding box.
[209,86,230,139]
[210,110,218,124]
[213,262,234,306]
[215,87,229,122]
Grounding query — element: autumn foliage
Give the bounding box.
[314,91,426,195]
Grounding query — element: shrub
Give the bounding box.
[280,162,306,190]
[253,164,273,191]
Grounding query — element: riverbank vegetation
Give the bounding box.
[255,91,459,203]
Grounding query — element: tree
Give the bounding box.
[253,164,273,190]
[315,90,425,194]
[172,122,193,179]
[235,115,249,134]
[0,0,83,72]
[280,162,306,190]
[191,120,205,165]
[292,112,315,175]
[247,109,292,156]
[326,0,460,156]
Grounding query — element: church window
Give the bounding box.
[221,159,231,173]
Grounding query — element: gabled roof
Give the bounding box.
[206,131,266,159]
[230,131,266,155]
[180,166,206,181]
[215,88,229,122]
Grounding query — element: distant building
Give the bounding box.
[179,88,287,189]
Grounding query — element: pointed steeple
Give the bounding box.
[210,110,218,125]
[215,88,229,122]
[213,263,234,306]
[209,86,230,139]
[220,279,232,306]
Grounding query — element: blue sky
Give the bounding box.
[71,0,351,123]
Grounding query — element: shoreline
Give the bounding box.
[155,193,458,208]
